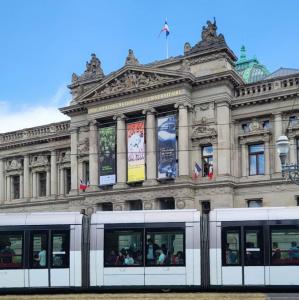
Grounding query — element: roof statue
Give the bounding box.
[184,42,191,54]
[71,53,104,84]
[125,49,139,66]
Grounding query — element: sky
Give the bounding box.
[0,0,299,133]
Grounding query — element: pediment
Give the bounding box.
[77,65,191,103]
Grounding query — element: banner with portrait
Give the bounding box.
[127,121,145,182]
[99,126,116,185]
[157,115,177,179]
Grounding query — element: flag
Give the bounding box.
[79,179,88,192]
[208,164,213,180]
[160,20,170,38]
[192,162,202,180]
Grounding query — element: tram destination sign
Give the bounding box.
[88,90,182,114]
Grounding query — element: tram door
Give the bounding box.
[243,226,265,285]
[222,225,265,286]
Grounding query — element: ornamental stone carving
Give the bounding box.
[179,59,191,72]
[176,199,186,209]
[59,150,71,163]
[78,138,89,157]
[143,201,153,210]
[31,155,49,167]
[114,204,122,211]
[6,159,22,171]
[192,117,217,140]
[248,118,261,132]
[91,71,176,98]
[125,49,139,66]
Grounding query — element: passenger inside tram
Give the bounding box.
[0,241,15,264]
[33,240,47,267]
[271,242,281,262]
[288,241,299,259]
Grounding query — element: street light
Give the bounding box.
[276,135,299,184]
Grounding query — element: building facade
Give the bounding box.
[1,20,299,213]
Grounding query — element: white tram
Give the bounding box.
[0,207,299,291]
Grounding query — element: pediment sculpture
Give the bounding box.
[6,159,22,171]
[192,117,217,140]
[31,155,49,167]
[90,70,177,98]
[125,49,139,66]
[60,150,71,163]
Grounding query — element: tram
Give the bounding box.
[0,207,298,291]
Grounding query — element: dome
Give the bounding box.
[235,46,269,83]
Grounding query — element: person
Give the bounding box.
[34,241,47,267]
[0,241,15,264]
[115,249,125,266]
[124,251,134,265]
[156,248,166,265]
[225,243,238,265]
[174,251,184,265]
[146,239,159,265]
[289,241,299,259]
[272,242,281,261]
[106,250,117,266]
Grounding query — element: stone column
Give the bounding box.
[176,103,190,178]
[289,136,296,164]
[23,155,30,198]
[32,172,37,198]
[88,121,99,191]
[46,169,51,196]
[143,109,157,185]
[274,113,283,173]
[0,159,5,203]
[19,175,24,198]
[6,176,11,201]
[241,142,247,177]
[50,150,57,197]
[70,128,79,195]
[59,168,65,195]
[264,138,270,175]
[216,100,231,176]
[114,114,127,188]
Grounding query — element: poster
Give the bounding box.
[127,121,145,182]
[157,115,177,179]
[99,126,116,185]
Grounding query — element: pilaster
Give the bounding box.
[23,155,30,198]
[0,160,5,204]
[274,113,282,173]
[50,150,58,197]
[70,128,79,195]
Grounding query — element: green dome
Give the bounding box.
[235,46,269,83]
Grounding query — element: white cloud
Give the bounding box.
[0,85,70,134]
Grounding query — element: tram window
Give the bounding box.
[222,227,240,266]
[104,229,143,267]
[51,231,70,268]
[271,226,299,265]
[145,228,185,266]
[30,231,48,268]
[244,227,263,266]
[0,232,23,269]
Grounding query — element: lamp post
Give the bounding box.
[276,135,299,184]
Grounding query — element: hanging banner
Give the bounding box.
[127,121,145,182]
[99,126,116,185]
[157,115,177,179]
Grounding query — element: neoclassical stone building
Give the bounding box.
[1,20,299,213]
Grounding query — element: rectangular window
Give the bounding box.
[38,172,47,197]
[271,226,299,265]
[202,145,213,177]
[12,175,20,199]
[128,200,142,211]
[30,231,48,268]
[65,168,71,194]
[83,161,89,183]
[145,228,185,266]
[0,232,23,269]
[222,227,241,266]
[104,229,143,267]
[249,144,265,175]
[289,116,298,127]
[51,231,70,268]
[247,199,263,208]
[244,227,263,266]
[158,198,175,210]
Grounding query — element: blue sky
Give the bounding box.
[0,0,299,132]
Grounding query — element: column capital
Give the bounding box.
[113,113,126,121]
[89,120,98,127]
[142,108,156,115]
[174,102,192,109]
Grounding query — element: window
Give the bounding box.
[244,227,263,266]
[83,161,89,183]
[297,139,299,164]
[289,116,298,126]
[12,175,20,199]
[51,231,69,268]
[296,196,299,206]
[249,144,265,175]
[30,231,48,268]
[262,120,270,130]
[202,145,213,177]
[98,202,113,211]
[146,228,185,266]
[159,198,175,210]
[0,232,23,269]
[65,168,71,194]
[222,227,240,266]
[104,229,143,267]
[247,199,263,208]
[128,200,142,210]
[271,226,299,265]
[38,172,47,197]
[242,123,250,133]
